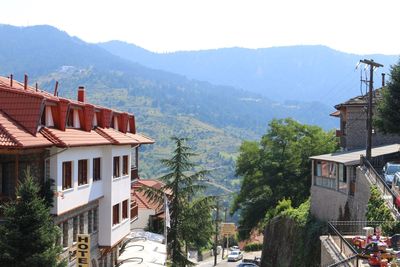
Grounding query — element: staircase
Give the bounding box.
[359,155,400,219]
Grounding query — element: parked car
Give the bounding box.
[237,263,258,267]
[383,162,400,187]
[228,250,243,262]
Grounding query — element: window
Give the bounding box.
[113,203,120,225]
[78,160,88,185]
[113,156,120,178]
[122,155,129,175]
[63,221,69,247]
[73,217,78,242]
[122,200,128,220]
[67,109,74,127]
[112,116,119,130]
[93,208,98,232]
[79,213,84,233]
[88,210,93,234]
[62,161,72,190]
[93,158,101,181]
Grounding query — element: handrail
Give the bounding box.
[360,155,396,198]
[360,155,400,219]
[327,222,358,254]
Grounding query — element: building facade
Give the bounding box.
[0,76,153,267]
[332,88,400,150]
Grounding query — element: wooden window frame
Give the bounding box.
[113,156,120,178]
[93,158,101,181]
[78,159,88,185]
[122,200,128,220]
[62,161,72,190]
[122,155,129,176]
[113,203,120,225]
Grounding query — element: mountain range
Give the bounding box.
[99,41,398,105]
[0,24,397,191]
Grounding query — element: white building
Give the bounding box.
[0,76,154,267]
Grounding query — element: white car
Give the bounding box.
[227,250,243,262]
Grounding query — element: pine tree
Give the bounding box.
[140,137,213,267]
[375,60,400,134]
[0,170,65,267]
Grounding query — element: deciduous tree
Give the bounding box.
[231,118,337,239]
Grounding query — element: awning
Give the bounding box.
[309,144,400,166]
[118,230,166,267]
[329,110,340,117]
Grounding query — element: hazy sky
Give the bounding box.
[2,0,400,54]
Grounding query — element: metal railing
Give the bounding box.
[360,155,400,219]
[326,222,359,267]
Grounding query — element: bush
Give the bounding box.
[244,243,263,252]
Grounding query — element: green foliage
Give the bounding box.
[139,137,214,267]
[375,59,400,134]
[231,118,337,239]
[244,243,263,252]
[0,171,65,267]
[366,186,394,222]
[261,199,326,267]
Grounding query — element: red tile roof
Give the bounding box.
[95,127,139,145]
[132,190,162,210]
[0,76,154,149]
[0,110,53,148]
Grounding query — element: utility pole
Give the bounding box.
[214,200,220,266]
[360,59,383,160]
[222,207,228,260]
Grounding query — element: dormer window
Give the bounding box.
[40,106,54,127]
[67,109,81,128]
[127,121,130,132]
[73,109,80,128]
[92,112,98,128]
[113,116,119,130]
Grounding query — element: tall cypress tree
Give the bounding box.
[0,170,65,267]
[375,60,400,134]
[140,137,213,267]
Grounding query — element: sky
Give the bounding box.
[2,0,400,55]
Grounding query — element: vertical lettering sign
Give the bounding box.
[77,234,90,267]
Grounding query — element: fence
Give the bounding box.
[360,155,400,219]
[326,222,359,267]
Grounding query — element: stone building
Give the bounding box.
[332,88,400,150]
[0,76,154,267]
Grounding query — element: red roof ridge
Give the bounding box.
[94,127,118,144]
[39,127,65,146]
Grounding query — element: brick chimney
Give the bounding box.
[78,86,85,102]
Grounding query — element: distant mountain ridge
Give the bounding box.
[99,41,398,105]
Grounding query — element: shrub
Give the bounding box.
[244,242,263,252]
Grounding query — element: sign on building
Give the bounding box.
[221,223,236,236]
[76,234,90,267]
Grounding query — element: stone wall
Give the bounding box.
[343,106,400,150]
[311,167,371,222]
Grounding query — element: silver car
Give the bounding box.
[227,250,243,262]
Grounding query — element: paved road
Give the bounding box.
[196,251,261,267]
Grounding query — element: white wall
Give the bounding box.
[98,145,132,247]
[50,146,106,215]
[50,145,132,247]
